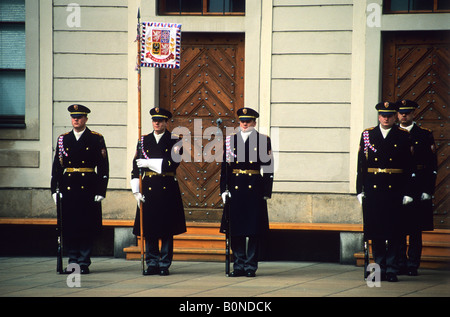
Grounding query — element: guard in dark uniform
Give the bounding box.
[356,101,414,282]
[131,107,186,276]
[396,99,437,276]
[220,107,274,277]
[51,104,109,274]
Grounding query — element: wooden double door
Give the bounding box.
[159,33,245,221]
[382,31,449,229]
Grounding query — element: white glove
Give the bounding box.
[221,191,231,204]
[403,196,413,205]
[130,178,145,205]
[357,192,365,205]
[52,192,63,205]
[133,192,145,204]
[94,195,105,202]
[421,193,431,201]
[136,158,163,174]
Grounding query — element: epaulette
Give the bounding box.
[91,130,103,137]
[139,134,149,143]
[364,127,375,132]
[419,126,432,133]
[60,131,70,137]
[225,132,237,140]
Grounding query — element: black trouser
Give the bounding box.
[65,236,93,267]
[372,237,400,275]
[398,232,422,270]
[145,236,173,269]
[231,235,259,273]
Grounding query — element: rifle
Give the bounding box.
[224,196,231,276]
[217,118,231,276]
[361,194,369,279]
[363,237,369,279]
[56,187,63,274]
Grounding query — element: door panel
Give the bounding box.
[159,33,244,221]
[383,31,450,228]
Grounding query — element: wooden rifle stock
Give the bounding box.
[56,187,63,274]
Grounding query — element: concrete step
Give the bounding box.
[354,229,450,269]
[124,222,226,262]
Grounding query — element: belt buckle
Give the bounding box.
[73,168,80,172]
[377,168,387,173]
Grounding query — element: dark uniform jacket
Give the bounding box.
[356,125,414,239]
[220,129,274,236]
[51,128,109,239]
[403,124,437,232]
[132,131,186,239]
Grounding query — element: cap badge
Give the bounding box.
[243,109,247,114]
[384,102,389,108]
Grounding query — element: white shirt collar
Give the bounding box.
[154,131,165,144]
[380,126,391,139]
[240,128,254,142]
[401,122,415,132]
[73,129,86,141]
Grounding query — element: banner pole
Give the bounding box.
[136,7,145,275]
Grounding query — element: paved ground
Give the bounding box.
[0,257,449,299]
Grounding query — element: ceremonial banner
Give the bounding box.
[140,22,181,69]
